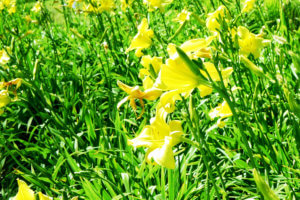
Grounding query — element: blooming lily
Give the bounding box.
[237,26,270,58]
[143,0,173,12]
[129,107,184,169]
[206,5,229,32]
[12,179,35,200]
[209,100,232,128]
[126,18,154,57]
[241,0,256,13]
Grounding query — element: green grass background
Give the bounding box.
[0,0,299,199]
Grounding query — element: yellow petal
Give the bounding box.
[159,90,182,113]
[117,96,129,109]
[38,192,53,200]
[209,101,232,119]
[0,90,11,108]
[142,76,154,90]
[241,0,256,13]
[117,81,133,94]
[180,36,214,53]
[168,120,183,146]
[0,49,10,65]
[143,87,162,100]
[13,179,35,200]
[197,85,213,97]
[147,136,176,169]
[128,126,155,148]
[161,57,200,90]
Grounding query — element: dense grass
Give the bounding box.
[0,0,299,199]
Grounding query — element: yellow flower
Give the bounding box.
[0,49,10,66]
[241,0,256,13]
[158,89,193,113]
[143,0,173,12]
[0,90,11,108]
[139,55,162,79]
[31,1,42,13]
[12,179,35,200]
[173,9,191,24]
[206,5,229,32]
[117,81,162,118]
[126,18,154,57]
[178,36,216,59]
[238,26,270,58]
[198,62,233,97]
[129,107,183,169]
[121,0,133,11]
[161,50,232,97]
[98,0,115,13]
[39,192,53,200]
[209,101,232,128]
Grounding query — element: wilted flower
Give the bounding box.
[117,80,162,118]
[129,107,183,169]
[126,18,154,57]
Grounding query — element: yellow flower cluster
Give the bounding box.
[118,4,270,169]
[126,18,154,57]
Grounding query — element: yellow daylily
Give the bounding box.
[198,62,233,97]
[121,0,133,11]
[158,89,193,113]
[31,1,42,13]
[129,107,184,169]
[97,0,115,13]
[173,9,191,24]
[117,81,162,118]
[139,55,162,79]
[143,0,173,12]
[0,0,15,13]
[39,192,53,200]
[209,100,232,128]
[238,26,270,58]
[206,5,229,32]
[126,18,154,57]
[12,179,35,200]
[0,49,10,66]
[178,36,216,59]
[241,0,256,13]
[161,51,232,97]
[0,90,11,108]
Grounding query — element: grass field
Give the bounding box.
[0,0,299,199]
